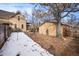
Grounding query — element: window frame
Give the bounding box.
[18,16,20,21]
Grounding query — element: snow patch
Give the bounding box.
[0,32,53,56]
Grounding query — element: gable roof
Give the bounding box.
[39,20,71,27]
[39,20,79,29]
[0,10,21,19]
[39,20,59,27]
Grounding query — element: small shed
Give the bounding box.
[39,22,65,37]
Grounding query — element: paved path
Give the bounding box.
[0,32,53,56]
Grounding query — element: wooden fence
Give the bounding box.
[0,24,12,49]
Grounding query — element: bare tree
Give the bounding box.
[32,4,49,33]
[31,4,41,33]
[40,3,79,38]
[67,14,77,26]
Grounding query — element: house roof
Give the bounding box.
[39,20,60,27]
[39,20,79,29]
[0,10,21,19]
[39,20,71,27]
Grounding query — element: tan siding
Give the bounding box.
[39,22,64,37]
[9,14,26,32]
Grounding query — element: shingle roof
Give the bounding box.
[0,10,18,19]
[39,20,79,29]
[39,20,71,27]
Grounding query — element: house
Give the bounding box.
[0,10,27,32]
[39,21,69,37]
[0,10,27,48]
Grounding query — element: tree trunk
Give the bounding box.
[56,20,62,38]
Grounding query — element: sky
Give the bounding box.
[0,3,35,22]
[0,3,79,23]
[0,3,33,15]
[0,3,34,22]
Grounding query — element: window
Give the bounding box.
[18,16,20,21]
[22,24,24,29]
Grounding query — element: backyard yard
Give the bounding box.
[27,32,79,56]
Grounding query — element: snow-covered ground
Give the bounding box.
[0,32,53,56]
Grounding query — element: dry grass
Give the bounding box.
[26,32,79,56]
